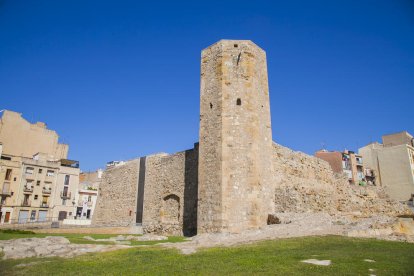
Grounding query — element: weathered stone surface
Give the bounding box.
[198,40,274,234]
[301,259,331,266]
[0,237,130,260]
[93,148,198,236]
[272,142,411,217]
[92,160,140,227]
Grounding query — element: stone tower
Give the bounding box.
[198,40,274,234]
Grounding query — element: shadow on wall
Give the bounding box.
[183,145,199,236]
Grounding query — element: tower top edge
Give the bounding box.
[201,39,265,53]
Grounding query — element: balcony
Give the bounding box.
[23,186,33,193]
[60,191,71,199]
[21,200,31,207]
[0,189,11,197]
[42,187,52,195]
[40,202,49,208]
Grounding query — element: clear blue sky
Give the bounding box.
[1,0,413,171]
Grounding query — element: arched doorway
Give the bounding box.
[162,194,180,223]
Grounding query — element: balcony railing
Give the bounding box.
[60,191,71,199]
[42,188,52,195]
[21,200,31,207]
[40,202,49,208]
[23,186,33,193]
[78,200,93,207]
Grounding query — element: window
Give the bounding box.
[5,169,12,180]
[38,169,42,174]
[64,175,70,186]
[236,98,241,106]
[36,180,40,186]
[25,167,34,175]
[34,195,38,200]
[88,195,92,202]
[46,170,54,177]
[13,177,16,181]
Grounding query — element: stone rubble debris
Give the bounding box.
[82,234,168,243]
[301,259,331,266]
[0,236,130,260]
[163,212,414,254]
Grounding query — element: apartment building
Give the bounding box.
[73,170,101,223]
[0,110,80,224]
[0,110,68,159]
[52,159,80,220]
[0,152,80,223]
[315,149,367,185]
[359,131,414,202]
[0,144,22,223]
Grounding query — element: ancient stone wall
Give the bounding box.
[93,146,199,236]
[92,159,139,227]
[142,147,198,236]
[92,39,410,237]
[272,142,409,216]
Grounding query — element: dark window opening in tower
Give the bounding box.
[210,103,213,109]
[236,98,241,106]
[234,44,238,48]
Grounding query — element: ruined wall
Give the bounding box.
[272,142,409,216]
[93,146,198,236]
[142,147,198,236]
[92,160,139,226]
[198,40,274,234]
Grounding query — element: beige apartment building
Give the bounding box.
[315,149,367,185]
[0,110,80,224]
[359,131,414,202]
[0,110,68,159]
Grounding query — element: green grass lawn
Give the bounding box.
[0,233,413,275]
